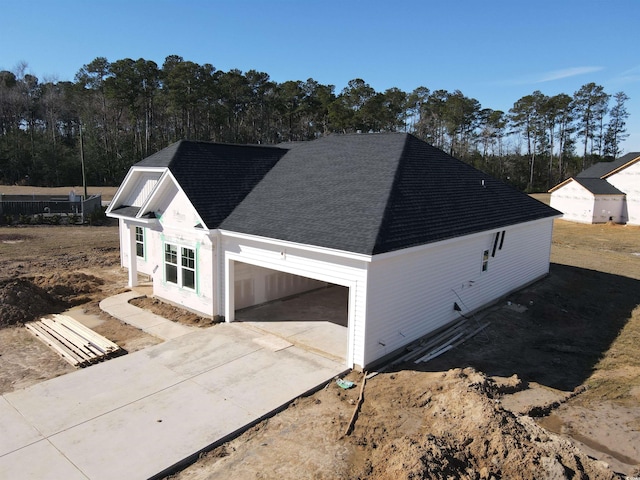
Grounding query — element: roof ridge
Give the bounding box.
[372,133,413,253]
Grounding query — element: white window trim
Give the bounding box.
[135,226,145,259]
[164,242,197,291]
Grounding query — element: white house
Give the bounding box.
[107,133,559,369]
[550,152,640,225]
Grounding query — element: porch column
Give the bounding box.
[224,257,234,322]
[127,223,139,287]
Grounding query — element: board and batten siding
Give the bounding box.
[362,218,555,367]
[220,232,370,367]
[608,161,640,225]
[121,171,163,207]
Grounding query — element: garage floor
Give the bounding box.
[235,285,349,362]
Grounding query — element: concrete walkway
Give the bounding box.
[100,291,197,340]
[0,294,346,479]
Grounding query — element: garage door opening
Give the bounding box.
[231,261,349,362]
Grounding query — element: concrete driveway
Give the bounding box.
[0,323,346,479]
[236,285,349,362]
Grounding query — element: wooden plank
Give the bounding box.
[27,322,88,364]
[343,374,367,437]
[40,318,98,359]
[26,315,123,368]
[26,323,84,367]
[416,320,468,353]
[35,323,94,365]
[45,316,118,358]
[451,322,491,348]
[388,319,468,366]
[52,315,119,353]
[414,331,465,363]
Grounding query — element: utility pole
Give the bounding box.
[79,122,88,199]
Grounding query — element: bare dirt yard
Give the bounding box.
[166,220,640,480]
[1,188,639,479]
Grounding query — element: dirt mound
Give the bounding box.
[350,369,616,479]
[32,272,104,303]
[0,278,65,327]
[0,273,104,327]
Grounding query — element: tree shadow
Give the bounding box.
[390,263,640,392]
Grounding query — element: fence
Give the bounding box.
[0,193,103,223]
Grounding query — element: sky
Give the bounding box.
[2,0,639,152]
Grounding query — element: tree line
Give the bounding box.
[0,55,630,192]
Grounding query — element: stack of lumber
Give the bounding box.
[25,314,122,367]
[387,317,490,368]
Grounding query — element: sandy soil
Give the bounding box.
[0,223,161,394]
[167,220,640,479]
[1,191,640,479]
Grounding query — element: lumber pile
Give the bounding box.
[387,317,490,367]
[25,314,122,367]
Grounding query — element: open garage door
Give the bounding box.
[231,261,349,363]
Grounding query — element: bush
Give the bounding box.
[88,207,107,225]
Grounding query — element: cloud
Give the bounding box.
[492,66,604,87]
[534,66,604,83]
[614,65,640,84]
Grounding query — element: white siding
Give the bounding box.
[550,181,597,223]
[608,161,640,225]
[363,218,554,367]
[220,233,369,367]
[234,262,328,310]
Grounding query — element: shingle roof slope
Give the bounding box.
[577,152,640,179]
[135,140,288,227]
[221,133,559,255]
[573,178,625,195]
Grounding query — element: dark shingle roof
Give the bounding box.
[577,152,640,179]
[573,178,625,195]
[110,206,141,218]
[220,133,559,255]
[135,140,288,227]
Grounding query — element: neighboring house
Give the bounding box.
[107,133,559,369]
[549,152,640,225]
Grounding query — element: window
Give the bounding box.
[165,244,178,284]
[164,243,196,290]
[481,250,489,272]
[181,247,196,289]
[135,227,145,258]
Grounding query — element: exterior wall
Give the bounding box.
[363,218,555,367]
[121,172,162,207]
[608,162,640,225]
[592,195,626,223]
[118,220,155,276]
[234,262,328,310]
[220,233,370,368]
[149,185,216,317]
[550,182,596,223]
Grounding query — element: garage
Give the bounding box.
[229,261,350,363]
